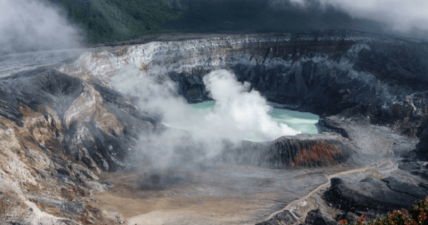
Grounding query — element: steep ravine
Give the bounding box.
[0,31,427,224]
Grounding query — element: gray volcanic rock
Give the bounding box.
[223,133,353,168]
[256,210,298,225]
[399,158,428,180]
[343,212,359,224]
[57,31,428,140]
[305,209,337,225]
[0,68,158,171]
[0,49,84,76]
[276,210,298,224]
[256,218,280,225]
[0,68,159,224]
[322,177,428,218]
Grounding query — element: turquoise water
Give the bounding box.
[191,101,319,134]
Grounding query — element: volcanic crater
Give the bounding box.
[0,31,427,225]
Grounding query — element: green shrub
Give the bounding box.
[47,0,181,43]
[338,197,428,225]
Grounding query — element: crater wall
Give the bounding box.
[59,32,428,139]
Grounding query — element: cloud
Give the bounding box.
[0,0,81,54]
[292,0,428,33]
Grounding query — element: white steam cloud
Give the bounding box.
[290,0,428,33]
[112,67,299,170]
[200,70,299,141]
[0,0,80,54]
[113,67,299,144]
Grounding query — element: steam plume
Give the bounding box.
[0,0,81,54]
[111,67,300,179]
[113,67,299,144]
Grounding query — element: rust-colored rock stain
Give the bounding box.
[293,142,342,167]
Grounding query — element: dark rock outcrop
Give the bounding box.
[399,158,428,180]
[256,210,298,225]
[323,177,428,219]
[305,209,338,225]
[223,134,352,168]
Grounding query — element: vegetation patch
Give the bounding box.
[338,197,428,225]
[47,0,181,43]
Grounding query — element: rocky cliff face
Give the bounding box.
[59,32,428,136]
[0,68,159,224]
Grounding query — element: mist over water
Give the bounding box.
[114,68,300,142]
[269,108,319,134]
[188,101,319,137]
[112,67,301,171]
